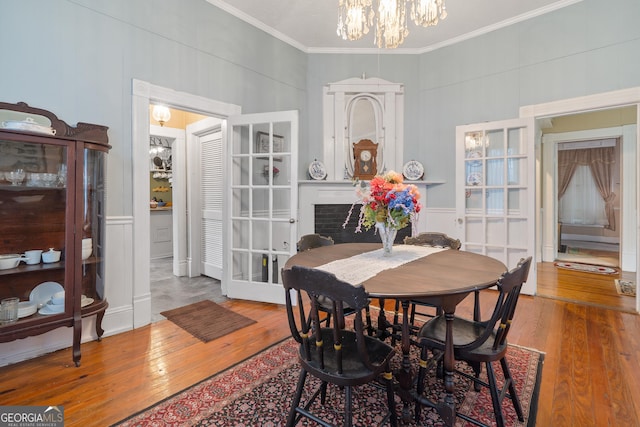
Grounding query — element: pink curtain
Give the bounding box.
[557,150,578,199]
[557,146,616,230]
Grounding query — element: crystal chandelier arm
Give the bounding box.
[337,0,374,41]
[410,0,448,27]
[337,0,448,48]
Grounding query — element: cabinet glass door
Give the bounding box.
[78,148,106,312]
[0,137,72,322]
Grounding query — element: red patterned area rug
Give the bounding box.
[113,338,544,426]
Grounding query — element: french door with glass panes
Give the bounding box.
[224,111,298,304]
[455,118,536,295]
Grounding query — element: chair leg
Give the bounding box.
[473,290,481,321]
[384,369,398,427]
[470,361,482,392]
[409,302,417,325]
[376,298,392,340]
[391,299,401,346]
[485,361,506,427]
[286,369,308,427]
[364,305,374,336]
[501,357,524,421]
[320,381,328,404]
[344,385,353,427]
[414,346,429,422]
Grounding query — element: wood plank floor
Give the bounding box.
[538,259,636,313]
[0,263,638,426]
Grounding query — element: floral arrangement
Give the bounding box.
[343,170,421,233]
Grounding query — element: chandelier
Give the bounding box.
[337,0,447,49]
[336,0,374,41]
[410,0,447,27]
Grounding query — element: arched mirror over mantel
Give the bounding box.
[322,77,404,180]
[346,95,384,176]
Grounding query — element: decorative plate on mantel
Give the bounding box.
[308,159,327,180]
[402,160,424,181]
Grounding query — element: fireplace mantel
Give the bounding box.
[297,180,444,238]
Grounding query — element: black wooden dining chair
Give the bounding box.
[296,234,374,332]
[390,232,463,340]
[413,256,532,427]
[282,265,397,427]
[296,233,334,252]
[297,233,349,327]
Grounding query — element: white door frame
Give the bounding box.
[541,126,636,272]
[520,86,640,313]
[132,79,241,327]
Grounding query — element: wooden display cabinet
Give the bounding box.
[0,102,110,366]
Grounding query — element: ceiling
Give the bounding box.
[207,0,583,53]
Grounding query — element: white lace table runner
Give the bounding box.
[316,245,446,285]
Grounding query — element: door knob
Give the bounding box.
[289,218,296,223]
[457,218,464,224]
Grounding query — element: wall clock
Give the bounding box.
[352,139,378,180]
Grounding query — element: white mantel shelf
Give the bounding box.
[298,180,445,185]
[297,180,442,237]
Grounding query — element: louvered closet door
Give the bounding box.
[200,129,223,279]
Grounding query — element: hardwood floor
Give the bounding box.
[0,265,638,426]
[538,260,636,313]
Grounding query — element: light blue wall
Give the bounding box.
[418,0,640,207]
[306,0,640,207]
[1,0,639,212]
[0,0,308,215]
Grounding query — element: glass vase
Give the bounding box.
[375,222,397,256]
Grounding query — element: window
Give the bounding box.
[559,165,607,226]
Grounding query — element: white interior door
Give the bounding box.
[186,117,223,279]
[200,127,224,279]
[456,118,537,295]
[224,110,298,304]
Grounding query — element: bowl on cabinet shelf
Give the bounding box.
[42,248,61,263]
[50,291,65,305]
[82,238,93,260]
[81,247,92,260]
[0,254,26,270]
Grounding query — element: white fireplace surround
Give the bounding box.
[298,181,430,238]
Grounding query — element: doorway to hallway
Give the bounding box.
[150,257,226,323]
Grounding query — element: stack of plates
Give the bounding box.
[29,281,64,308]
[81,295,94,307]
[29,281,64,315]
[18,301,37,318]
[40,290,66,315]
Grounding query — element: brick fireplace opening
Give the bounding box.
[314,204,411,244]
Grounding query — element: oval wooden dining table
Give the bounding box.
[284,242,507,426]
